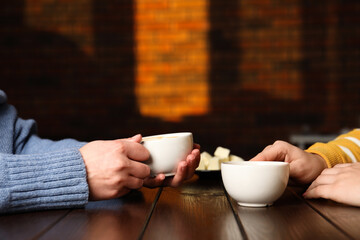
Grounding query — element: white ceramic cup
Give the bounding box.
[221,161,289,207]
[142,132,193,176]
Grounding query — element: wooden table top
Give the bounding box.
[1,173,360,240]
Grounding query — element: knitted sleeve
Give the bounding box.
[0,149,89,213]
[0,89,89,213]
[306,129,360,168]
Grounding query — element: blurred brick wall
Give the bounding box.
[1,0,360,159]
[135,0,209,121]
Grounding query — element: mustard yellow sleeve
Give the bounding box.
[305,129,360,168]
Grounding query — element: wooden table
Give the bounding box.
[1,173,360,240]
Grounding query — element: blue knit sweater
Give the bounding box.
[0,90,89,213]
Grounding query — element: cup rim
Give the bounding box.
[221,161,289,167]
[142,132,192,141]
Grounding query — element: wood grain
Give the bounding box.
[38,187,160,240]
[143,176,244,240]
[0,210,70,240]
[301,195,360,238]
[229,187,349,239]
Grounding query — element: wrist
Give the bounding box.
[308,153,328,182]
[311,153,327,169]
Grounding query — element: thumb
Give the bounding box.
[128,134,142,143]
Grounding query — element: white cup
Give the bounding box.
[221,161,289,207]
[142,132,193,176]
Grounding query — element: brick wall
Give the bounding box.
[1,0,360,159]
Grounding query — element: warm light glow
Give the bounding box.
[25,0,95,56]
[239,1,303,100]
[135,0,209,122]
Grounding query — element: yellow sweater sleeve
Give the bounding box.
[305,129,360,168]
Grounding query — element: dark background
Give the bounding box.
[1,1,360,159]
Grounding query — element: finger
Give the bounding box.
[306,174,335,191]
[117,140,150,162]
[185,149,200,179]
[165,161,188,187]
[263,144,273,151]
[128,160,151,179]
[143,174,166,188]
[303,184,332,199]
[250,145,271,161]
[250,145,285,162]
[250,153,264,162]
[127,134,142,143]
[333,163,353,168]
[193,143,201,150]
[320,167,344,175]
[124,176,145,190]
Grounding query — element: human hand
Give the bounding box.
[143,143,201,188]
[79,134,151,201]
[303,163,360,206]
[250,140,327,184]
